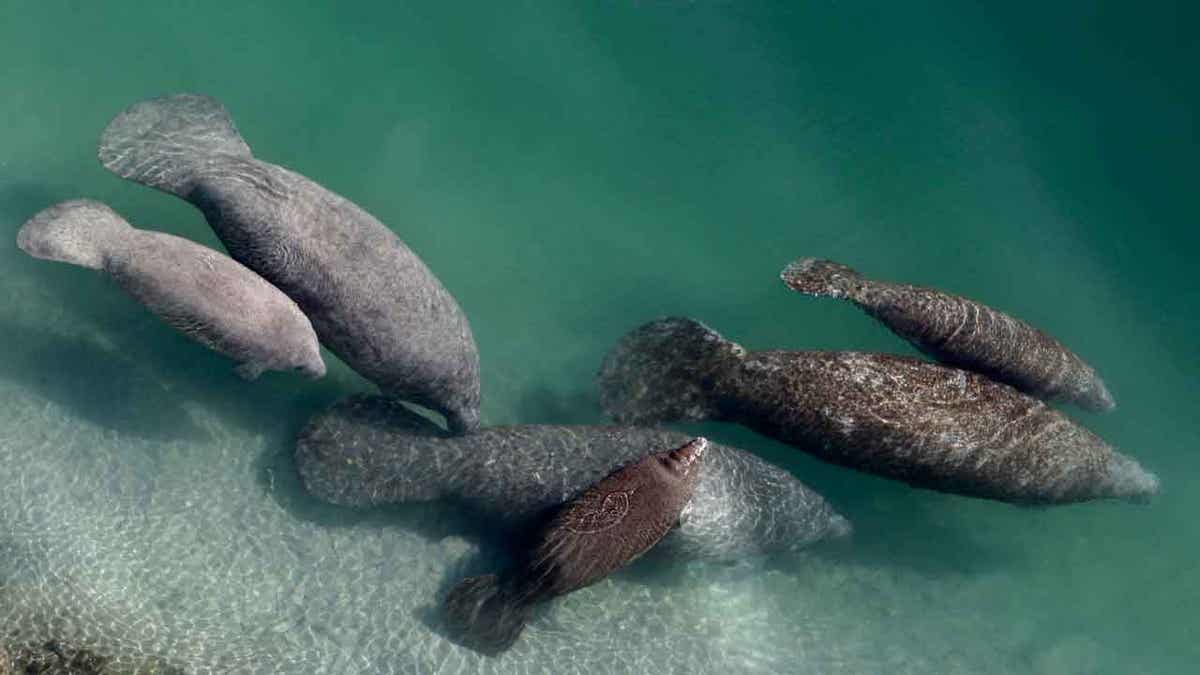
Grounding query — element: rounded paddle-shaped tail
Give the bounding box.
[442,574,534,657]
[98,93,252,197]
[779,257,864,300]
[17,199,131,270]
[597,317,745,425]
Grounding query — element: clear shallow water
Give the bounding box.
[1,1,1196,673]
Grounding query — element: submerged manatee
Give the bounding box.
[781,258,1115,412]
[17,200,324,379]
[441,438,707,655]
[597,317,1158,505]
[99,94,479,431]
[295,395,850,562]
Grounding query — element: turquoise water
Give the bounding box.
[1,1,1196,672]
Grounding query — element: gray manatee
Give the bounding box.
[597,317,1158,505]
[98,94,480,431]
[442,437,708,656]
[295,394,851,562]
[781,258,1115,412]
[17,200,324,379]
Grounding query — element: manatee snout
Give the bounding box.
[667,437,708,477]
[297,360,326,379]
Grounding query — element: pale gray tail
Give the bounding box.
[98,94,252,197]
[597,317,745,425]
[17,200,132,270]
[780,258,863,300]
[442,574,533,656]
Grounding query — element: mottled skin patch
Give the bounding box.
[99,94,480,431]
[295,395,851,562]
[17,200,324,379]
[781,257,1115,412]
[564,490,635,534]
[440,438,706,655]
[598,317,1157,505]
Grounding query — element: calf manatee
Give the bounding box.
[17,200,324,379]
[781,258,1115,412]
[295,394,850,562]
[441,437,707,655]
[98,94,480,431]
[598,317,1158,505]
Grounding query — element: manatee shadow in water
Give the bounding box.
[0,319,211,442]
[516,384,606,425]
[414,538,527,651]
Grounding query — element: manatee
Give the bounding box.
[295,394,850,562]
[98,94,480,431]
[597,317,1158,505]
[781,258,1115,412]
[440,437,707,656]
[17,200,324,380]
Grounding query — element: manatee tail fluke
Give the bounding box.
[1099,454,1159,504]
[597,317,744,425]
[294,395,453,508]
[442,574,533,656]
[98,94,251,197]
[17,200,132,270]
[780,258,863,300]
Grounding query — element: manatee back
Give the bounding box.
[724,350,1154,504]
[294,405,852,560]
[670,443,852,559]
[859,282,1116,412]
[104,230,319,369]
[518,451,698,599]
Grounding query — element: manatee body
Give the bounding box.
[17,200,324,379]
[441,437,707,656]
[598,317,1158,505]
[98,94,480,431]
[781,258,1115,412]
[295,394,850,562]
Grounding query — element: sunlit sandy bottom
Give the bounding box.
[0,340,1113,673]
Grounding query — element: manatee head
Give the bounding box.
[658,436,708,482]
[294,349,327,379]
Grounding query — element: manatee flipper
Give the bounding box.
[442,574,532,657]
[17,200,131,270]
[779,258,864,300]
[98,94,252,197]
[597,317,744,425]
[234,362,265,381]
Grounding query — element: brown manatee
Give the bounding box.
[294,394,850,562]
[98,94,479,431]
[17,200,324,379]
[781,258,1115,412]
[440,437,707,656]
[598,317,1158,505]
